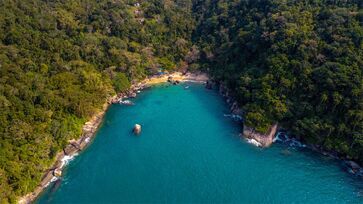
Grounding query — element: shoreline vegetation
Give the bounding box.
[0,1,197,201]
[215,79,363,178]
[194,0,363,172]
[19,71,362,203]
[2,0,362,202]
[18,72,209,204]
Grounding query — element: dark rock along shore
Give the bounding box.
[20,76,362,203]
[20,73,209,203]
[206,79,363,179]
[20,84,147,203]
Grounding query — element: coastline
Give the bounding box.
[214,80,363,178]
[18,72,208,204]
[18,72,361,203]
[18,99,113,204]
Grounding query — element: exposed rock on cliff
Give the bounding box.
[243,124,278,147]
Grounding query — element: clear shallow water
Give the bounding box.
[37,84,363,203]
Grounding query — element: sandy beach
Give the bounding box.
[141,72,208,85]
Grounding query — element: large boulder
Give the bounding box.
[133,124,142,135]
[243,124,278,147]
[53,168,62,177]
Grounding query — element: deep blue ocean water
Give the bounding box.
[37,83,363,203]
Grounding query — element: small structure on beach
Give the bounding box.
[133,124,142,135]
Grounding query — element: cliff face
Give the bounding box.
[214,81,278,147]
[243,124,278,147]
[194,0,363,164]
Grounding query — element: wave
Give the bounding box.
[45,154,78,187]
[60,154,78,169]
[223,114,243,121]
[246,138,262,147]
[273,132,306,148]
[44,176,58,188]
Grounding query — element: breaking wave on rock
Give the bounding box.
[273,132,306,148]
[245,138,262,147]
[223,114,243,121]
[60,154,78,169]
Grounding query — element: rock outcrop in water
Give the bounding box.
[215,81,278,147]
[133,124,142,135]
[182,77,363,177]
[243,124,278,147]
[53,168,62,177]
[19,72,209,204]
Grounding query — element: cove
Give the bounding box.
[37,83,363,203]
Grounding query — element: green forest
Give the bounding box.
[193,0,363,162]
[0,0,362,202]
[0,0,195,202]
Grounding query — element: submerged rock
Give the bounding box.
[205,80,213,89]
[344,160,362,176]
[280,149,292,156]
[133,124,142,135]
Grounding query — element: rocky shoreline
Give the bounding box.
[19,73,361,203]
[18,97,114,204]
[243,124,278,147]
[18,72,208,204]
[208,79,363,179]
[210,80,278,147]
[275,131,363,178]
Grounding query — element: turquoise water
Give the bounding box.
[37,84,363,203]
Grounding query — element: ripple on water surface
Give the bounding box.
[37,84,363,203]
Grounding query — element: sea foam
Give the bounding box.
[60,154,78,168]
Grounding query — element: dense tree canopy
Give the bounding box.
[1,0,363,202]
[193,0,363,163]
[0,0,194,202]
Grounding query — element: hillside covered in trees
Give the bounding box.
[193,0,363,163]
[0,0,363,202]
[0,0,194,202]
